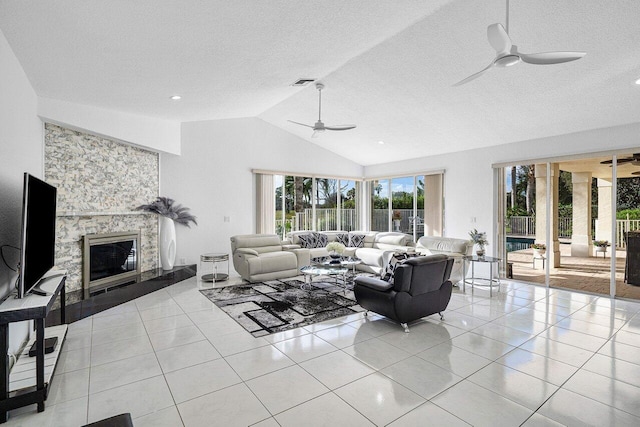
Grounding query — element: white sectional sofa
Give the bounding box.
[230,232,471,285]
[284,230,414,275]
[415,236,474,285]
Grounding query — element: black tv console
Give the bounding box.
[0,274,66,423]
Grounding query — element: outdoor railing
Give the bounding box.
[276,208,425,237]
[617,219,640,249]
[505,216,640,248]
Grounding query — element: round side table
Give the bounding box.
[199,253,229,282]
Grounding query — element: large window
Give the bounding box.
[270,173,361,239]
[368,173,443,238]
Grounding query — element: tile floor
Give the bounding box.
[6,276,640,426]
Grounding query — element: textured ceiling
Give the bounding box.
[1,0,639,165]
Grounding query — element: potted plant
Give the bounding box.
[530,243,546,258]
[593,240,609,254]
[137,197,197,270]
[468,228,488,256]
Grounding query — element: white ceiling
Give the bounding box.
[1,0,639,165]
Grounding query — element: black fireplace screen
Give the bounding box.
[89,240,137,281]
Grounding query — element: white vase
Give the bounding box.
[159,216,176,270]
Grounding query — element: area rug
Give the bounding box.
[200,276,366,337]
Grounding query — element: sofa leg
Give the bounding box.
[401,323,410,333]
[439,312,444,321]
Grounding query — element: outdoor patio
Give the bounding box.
[507,244,640,300]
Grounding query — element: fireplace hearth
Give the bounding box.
[83,231,141,298]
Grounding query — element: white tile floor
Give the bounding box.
[7,277,640,426]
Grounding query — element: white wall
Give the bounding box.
[38,97,182,155]
[161,117,364,270]
[365,122,640,249]
[0,29,43,354]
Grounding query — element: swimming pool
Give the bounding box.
[506,237,534,252]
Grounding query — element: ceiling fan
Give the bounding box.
[288,83,356,138]
[453,0,586,86]
[600,154,640,166]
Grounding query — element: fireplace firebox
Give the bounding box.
[83,231,141,298]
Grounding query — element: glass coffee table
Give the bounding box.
[299,265,349,292]
[312,256,362,275]
[300,256,363,293]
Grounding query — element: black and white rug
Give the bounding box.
[200,277,365,337]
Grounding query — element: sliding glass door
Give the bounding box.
[498,151,640,301]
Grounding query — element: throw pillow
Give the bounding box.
[349,233,366,248]
[314,232,328,248]
[382,252,420,282]
[297,233,316,249]
[335,233,350,246]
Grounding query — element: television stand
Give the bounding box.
[30,288,49,297]
[0,273,66,423]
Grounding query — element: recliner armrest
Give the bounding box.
[282,244,301,250]
[354,276,394,292]
[291,248,310,268]
[235,248,259,256]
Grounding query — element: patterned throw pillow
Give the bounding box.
[335,233,350,246]
[349,233,366,248]
[314,232,328,248]
[297,233,316,249]
[382,252,420,282]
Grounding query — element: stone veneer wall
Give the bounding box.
[44,123,159,297]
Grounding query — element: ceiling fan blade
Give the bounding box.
[453,62,494,86]
[288,120,314,129]
[487,23,512,54]
[601,158,634,165]
[519,51,586,65]
[325,125,356,131]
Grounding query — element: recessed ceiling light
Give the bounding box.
[635,78,640,85]
[378,141,385,145]
[170,95,182,100]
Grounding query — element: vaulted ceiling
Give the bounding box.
[1,0,639,165]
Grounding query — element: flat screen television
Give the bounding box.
[18,173,57,298]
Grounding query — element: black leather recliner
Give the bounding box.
[353,254,454,332]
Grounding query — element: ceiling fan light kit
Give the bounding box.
[288,82,356,138]
[453,1,585,86]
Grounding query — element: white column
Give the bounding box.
[571,172,592,257]
[596,178,613,243]
[535,163,561,267]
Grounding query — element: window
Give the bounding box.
[259,172,361,239]
[368,173,443,238]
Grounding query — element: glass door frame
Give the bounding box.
[494,155,621,297]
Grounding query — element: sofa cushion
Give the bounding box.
[417,236,471,254]
[350,233,366,248]
[247,251,298,275]
[336,233,350,246]
[314,232,328,248]
[298,233,316,248]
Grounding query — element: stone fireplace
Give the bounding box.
[83,231,141,298]
[44,123,159,302]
